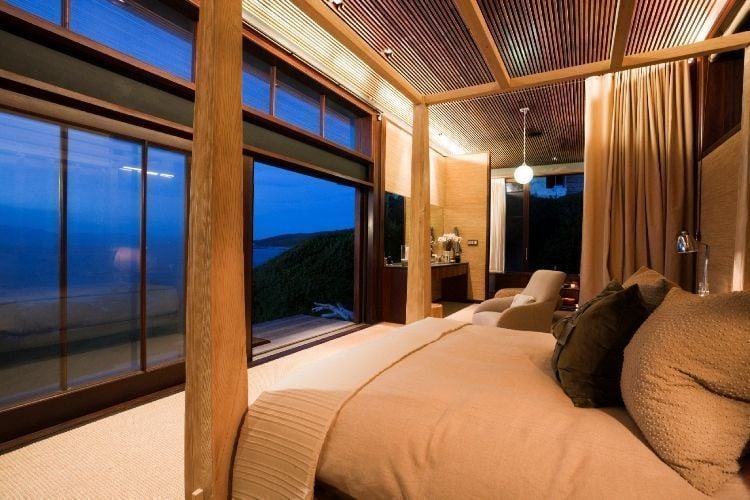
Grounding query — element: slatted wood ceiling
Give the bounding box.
[477,0,618,78]
[627,0,725,53]
[325,0,494,94]
[242,0,734,167]
[432,80,585,169]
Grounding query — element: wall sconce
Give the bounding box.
[676,230,710,296]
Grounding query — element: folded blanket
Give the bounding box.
[232,317,467,500]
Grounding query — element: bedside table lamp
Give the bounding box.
[676,230,710,296]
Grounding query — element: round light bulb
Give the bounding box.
[513,163,533,184]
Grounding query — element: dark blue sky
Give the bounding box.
[253,162,355,240]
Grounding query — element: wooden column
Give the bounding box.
[406,103,432,323]
[735,47,750,290]
[185,0,247,498]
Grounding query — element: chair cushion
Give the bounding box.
[621,288,750,495]
[471,311,502,327]
[552,281,649,407]
[622,266,678,311]
[510,294,536,308]
[493,288,524,299]
[523,270,566,302]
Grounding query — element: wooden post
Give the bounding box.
[406,103,432,323]
[735,47,750,290]
[185,0,247,498]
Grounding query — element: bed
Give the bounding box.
[232,318,749,499]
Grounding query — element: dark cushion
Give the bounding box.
[551,280,623,372]
[622,266,678,312]
[551,283,650,408]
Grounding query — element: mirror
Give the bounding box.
[384,191,445,263]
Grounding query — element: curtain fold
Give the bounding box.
[580,61,695,302]
[489,177,506,272]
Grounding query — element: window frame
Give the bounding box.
[0,1,376,160]
[0,93,191,449]
[242,155,368,364]
[500,171,584,273]
[0,0,382,449]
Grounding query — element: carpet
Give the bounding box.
[0,323,398,499]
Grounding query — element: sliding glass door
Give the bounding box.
[0,112,62,406]
[250,161,357,354]
[0,109,187,408]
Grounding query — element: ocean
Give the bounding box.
[253,247,289,267]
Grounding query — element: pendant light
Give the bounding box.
[514,107,534,184]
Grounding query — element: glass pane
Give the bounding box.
[70,0,194,80]
[505,216,524,272]
[242,53,271,113]
[383,192,405,263]
[505,181,524,216]
[66,129,141,387]
[0,111,61,407]
[251,162,355,350]
[6,0,62,24]
[528,174,584,273]
[325,99,357,150]
[275,71,321,134]
[145,148,186,366]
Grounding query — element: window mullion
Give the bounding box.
[59,127,69,391]
[523,182,530,271]
[140,143,148,371]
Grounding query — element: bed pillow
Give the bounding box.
[551,280,623,372]
[622,266,678,311]
[621,288,750,495]
[552,283,649,408]
[510,294,536,308]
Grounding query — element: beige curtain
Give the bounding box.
[580,61,695,302]
[489,177,506,272]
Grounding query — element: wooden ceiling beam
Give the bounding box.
[510,61,612,91]
[452,0,511,89]
[610,0,636,70]
[424,82,501,105]
[423,31,750,104]
[288,0,423,103]
[623,30,750,67]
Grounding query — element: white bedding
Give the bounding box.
[234,319,750,499]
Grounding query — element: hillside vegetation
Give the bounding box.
[252,229,354,324]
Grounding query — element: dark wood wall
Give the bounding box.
[702,50,744,157]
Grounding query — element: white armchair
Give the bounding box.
[473,270,566,332]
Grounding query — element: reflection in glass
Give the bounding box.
[243,53,272,113]
[252,162,354,326]
[5,0,62,24]
[66,129,141,387]
[146,148,186,366]
[528,174,584,273]
[0,112,61,407]
[384,192,406,263]
[275,71,321,134]
[325,99,357,149]
[504,181,524,272]
[70,0,195,80]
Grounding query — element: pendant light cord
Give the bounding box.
[522,109,527,164]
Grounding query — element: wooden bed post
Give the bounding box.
[184,0,247,498]
[735,47,750,291]
[406,103,432,323]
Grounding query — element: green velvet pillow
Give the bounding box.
[551,283,650,408]
[551,280,623,372]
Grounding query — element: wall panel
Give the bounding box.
[444,152,489,301]
[700,131,740,294]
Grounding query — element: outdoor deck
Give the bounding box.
[251,315,354,358]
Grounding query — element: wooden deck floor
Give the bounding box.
[251,315,354,358]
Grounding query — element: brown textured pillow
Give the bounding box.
[621,288,750,495]
[622,266,678,311]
